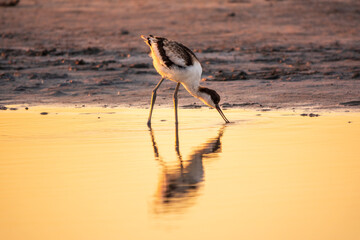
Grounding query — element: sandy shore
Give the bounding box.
[1,0,360,110]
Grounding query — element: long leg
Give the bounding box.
[147,78,164,127]
[173,82,181,125]
[175,121,184,176]
[174,87,182,172]
[175,118,181,158]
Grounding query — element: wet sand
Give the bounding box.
[1,107,360,239]
[1,0,360,109]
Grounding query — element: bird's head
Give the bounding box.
[198,87,230,123]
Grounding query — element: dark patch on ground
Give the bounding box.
[340,101,360,106]
[180,104,202,109]
[0,0,20,7]
[301,113,320,117]
[205,70,249,81]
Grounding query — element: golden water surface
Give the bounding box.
[1,107,360,240]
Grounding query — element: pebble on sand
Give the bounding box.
[301,113,320,117]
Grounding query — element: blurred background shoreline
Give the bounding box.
[1,0,360,109]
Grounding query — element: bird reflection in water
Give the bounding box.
[149,124,225,214]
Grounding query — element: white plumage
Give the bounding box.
[141,35,229,126]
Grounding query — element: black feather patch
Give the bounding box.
[177,42,198,65]
[157,38,175,68]
[151,36,198,69]
[199,87,220,104]
[147,37,152,46]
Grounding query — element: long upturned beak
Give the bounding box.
[216,104,230,123]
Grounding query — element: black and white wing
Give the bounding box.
[142,35,199,69]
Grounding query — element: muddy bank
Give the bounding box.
[1,0,360,110]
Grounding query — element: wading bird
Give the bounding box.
[141,35,230,127]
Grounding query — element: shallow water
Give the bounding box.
[1,107,360,240]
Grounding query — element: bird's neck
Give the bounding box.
[181,80,201,98]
